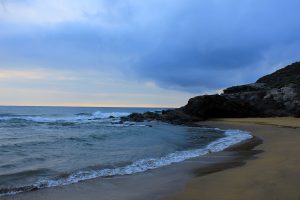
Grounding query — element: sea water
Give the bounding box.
[0,106,252,196]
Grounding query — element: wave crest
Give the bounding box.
[0,128,252,197]
[37,129,252,188]
[0,111,130,123]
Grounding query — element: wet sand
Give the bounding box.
[1,123,261,200]
[0,149,260,200]
[164,118,300,200]
[2,118,299,200]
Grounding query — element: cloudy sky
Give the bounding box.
[0,0,299,107]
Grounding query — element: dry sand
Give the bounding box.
[212,117,300,128]
[164,117,300,200]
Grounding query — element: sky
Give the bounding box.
[0,0,300,107]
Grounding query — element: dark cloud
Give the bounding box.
[129,0,300,91]
[1,0,300,93]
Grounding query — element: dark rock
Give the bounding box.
[257,62,300,88]
[223,83,267,94]
[121,113,145,122]
[181,62,300,119]
[122,62,300,124]
[121,109,200,125]
[181,95,257,119]
[143,111,160,120]
[160,109,200,124]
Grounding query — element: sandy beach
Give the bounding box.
[1,1,300,199]
[165,118,300,200]
[2,118,299,200]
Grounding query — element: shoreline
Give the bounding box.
[0,121,262,200]
[211,117,300,128]
[0,126,253,198]
[2,117,299,200]
[0,154,259,200]
[164,118,300,200]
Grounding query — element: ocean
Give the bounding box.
[0,106,252,196]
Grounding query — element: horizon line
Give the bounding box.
[0,104,178,109]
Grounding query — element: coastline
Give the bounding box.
[2,117,299,200]
[164,118,300,200]
[1,119,263,200]
[0,149,259,200]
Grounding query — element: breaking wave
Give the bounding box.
[0,128,252,196]
[0,111,130,123]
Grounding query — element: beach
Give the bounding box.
[1,117,299,200]
[165,118,300,200]
[1,1,300,199]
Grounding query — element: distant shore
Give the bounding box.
[164,117,300,200]
[2,118,299,200]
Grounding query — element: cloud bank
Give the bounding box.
[1,0,300,93]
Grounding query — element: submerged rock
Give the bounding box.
[122,113,145,122]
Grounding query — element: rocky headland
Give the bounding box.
[122,62,300,124]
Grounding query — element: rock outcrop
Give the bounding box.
[122,62,300,124]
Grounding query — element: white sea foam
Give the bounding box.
[35,128,252,188]
[0,111,130,123]
[0,128,253,197]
